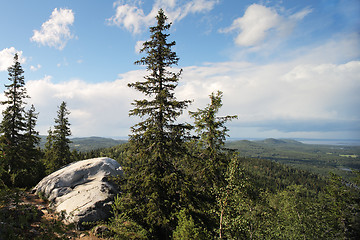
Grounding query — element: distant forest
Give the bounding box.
[49,136,360,180]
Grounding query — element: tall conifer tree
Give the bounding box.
[114,9,191,239]
[22,104,44,186]
[50,101,72,172]
[189,91,238,236]
[189,91,237,188]
[129,8,191,158]
[24,104,41,157]
[0,54,29,183]
[43,127,54,173]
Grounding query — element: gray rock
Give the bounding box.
[32,157,123,227]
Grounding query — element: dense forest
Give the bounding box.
[0,9,359,239]
[225,138,360,180]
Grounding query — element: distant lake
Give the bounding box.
[297,139,360,146]
[227,138,360,146]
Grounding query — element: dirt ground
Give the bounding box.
[22,192,105,240]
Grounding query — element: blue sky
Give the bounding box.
[0,0,359,139]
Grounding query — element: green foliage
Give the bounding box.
[190,91,237,153]
[317,173,360,239]
[226,138,360,180]
[111,9,192,239]
[69,137,126,152]
[53,101,72,166]
[173,209,207,240]
[96,140,358,239]
[188,91,238,238]
[128,8,192,158]
[24,105,41,152]
[44,101,72,173]
[0,54,43,188]
[107,195,149,239]
[189,91,237,189]
[0,54,29,185]
[43,128,54,174]
[0,189,78,239]
[23,105,44,186]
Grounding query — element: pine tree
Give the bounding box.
[0,53,29,185]
[24,104,41,158]
[113,9,192,239]
[129,8,191,159]
[23,104,44,186]
[50,101,72,172]
[189,91,237,188]
[43,128,54,173]
[189,91,238,237]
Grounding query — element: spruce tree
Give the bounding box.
[189,91,237,188]
[43,128,54,173]
[23,104,44,185]
[114,9,191,239]
[24,104,41,158]
[189,91,238,236]
[129,8,191,159]
[50,101,72,172]
[0,53,29,185]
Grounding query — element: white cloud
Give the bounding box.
[0,34,356,139]
[177,59,360,138]
[19,56,358,139]
[290,7,313,21]
[0,47,26,71]
[135,40,146,53]
[221,4,312,48]
[30,8,75,50]
[107,3,150,34]
[107,0,218,34]
[23,71,145,137]
[291,33,360,65]
[30,64,41,71]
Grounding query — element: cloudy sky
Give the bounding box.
[0,0,359,140]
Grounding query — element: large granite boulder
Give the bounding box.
[32,157,123,228]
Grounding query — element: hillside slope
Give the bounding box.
[39,136,126,152]
[226,138,360,179]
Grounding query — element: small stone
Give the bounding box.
[93,225,110,235]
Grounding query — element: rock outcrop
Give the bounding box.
[32,157,123,228]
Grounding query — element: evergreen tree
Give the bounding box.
[189,91,237,188]
[189,91,238,237]
[173,209,206,240]
[22,104,44,186]
[43,128,54,173]
[0,53,29,185]
[24,104,41,158]
[50,101,72,172]
[129,8,191,159]
[113,9,192,239]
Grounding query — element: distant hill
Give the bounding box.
[257,138,303,145]
[39,136,126,152]
[37,136,360,179]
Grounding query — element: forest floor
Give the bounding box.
[0,190,107,239]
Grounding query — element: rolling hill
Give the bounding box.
[225,138,360,179]
[39,136,126,152]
